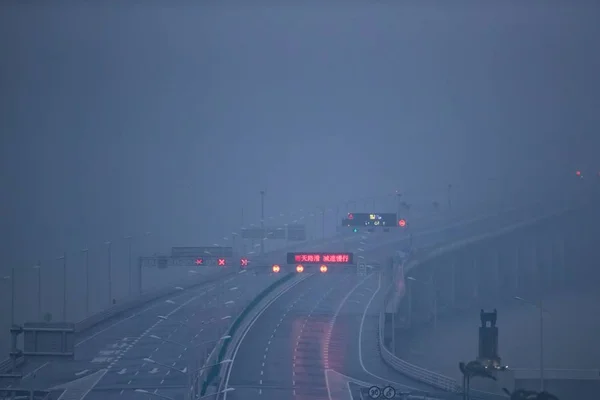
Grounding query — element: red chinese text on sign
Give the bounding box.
[294,253,350,263]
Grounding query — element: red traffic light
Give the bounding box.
[218,258,226,266]
[576,170,582,177]
[195,258,203,265]
[240,258,248,267]
[398,219,407,227]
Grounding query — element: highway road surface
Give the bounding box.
[226,270,452,400]
[2,203,562,400]
[9,269,286,400]
[222,204,571,400]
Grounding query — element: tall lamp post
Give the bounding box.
[260,190,266,257]
[105,241,112,305]
[125,236,133,297]
[407,276,437,329]
[515,295,547,391]
[81,249,89,316]
[57,253,67,320]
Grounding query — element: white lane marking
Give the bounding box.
[21,361,49,381]
[116,368,127,375]
[323,274,371,371]
[74,369,89,376]
[149,368,159,374]
[74,282,220,347]
[223,274,313,399]
[358,273,418,389]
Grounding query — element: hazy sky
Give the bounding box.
[1,1,599,266]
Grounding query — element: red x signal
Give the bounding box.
[218,258,226,266]
[195,258,203,265]
[240,258,248,267]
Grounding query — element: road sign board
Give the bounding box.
[171,246,232,258]
[286,224,306,241]
[22,322,75,358]
[140,257,231,268]
[368,386,381,399]
[344,213,398,227]
[241,227,264,239]
[266,227,286,240]
[382,386,396,399]
[241,227,287,240]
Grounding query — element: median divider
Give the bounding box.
[199,272,297,397]
[378,205,577,392]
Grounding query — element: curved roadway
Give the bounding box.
[15,270,284,400]
[6,202,555,400]
[224,204,556,400]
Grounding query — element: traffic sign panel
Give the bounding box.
[368,386,381,399]
[382,386,396,399]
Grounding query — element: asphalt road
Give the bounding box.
[10,269,286,400]
[222,203,565,400]
[2,202,561,400]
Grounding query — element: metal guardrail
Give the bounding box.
[0,388,50,400]
[377,205,578,393]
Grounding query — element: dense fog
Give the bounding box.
[1,2,598,321]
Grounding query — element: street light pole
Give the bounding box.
[10,267,15,326]
[105,241,112,305]
[82,249,89,316]
[515,295,545,391]
[539,297,545,391]
[58,253,67,320]
[321,208,325,239]
[260,190,265,257]
[125,236,133,297]
[35,262,42,320]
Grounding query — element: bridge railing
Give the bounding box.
[377,204,578,393]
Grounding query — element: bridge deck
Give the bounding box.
[396,286,600,396]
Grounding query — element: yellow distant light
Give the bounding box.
[296,265,304,273]
[272,264,280,273]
